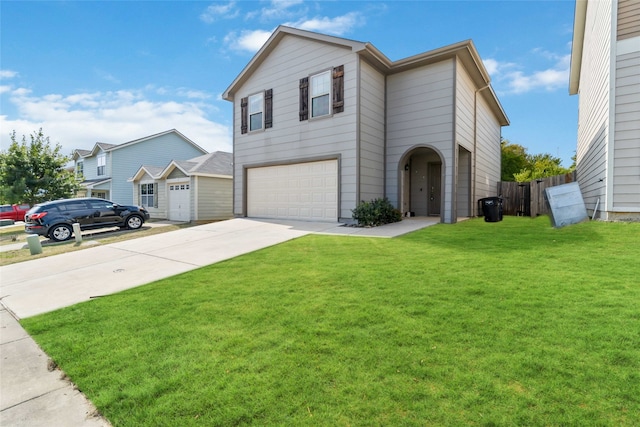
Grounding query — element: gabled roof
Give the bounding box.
[223,25,509,126]
[72,129,208,160]
[129,151,233,182]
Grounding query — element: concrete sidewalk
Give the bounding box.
[0,217,437,426]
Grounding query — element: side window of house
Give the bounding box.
[97,153,106,176]
[76,161,84,179]
[140,183,158,208]
[299,65,344,121]
[241,89,273,134]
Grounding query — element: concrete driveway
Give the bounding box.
[0,217,438,426]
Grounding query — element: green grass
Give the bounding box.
[22,217,640,426]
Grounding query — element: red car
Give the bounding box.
[0,204,31,222]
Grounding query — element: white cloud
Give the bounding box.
[223,29,274,53]
[249,0,306,21]
[221,9,365,54]
[485,52,570,95]
[286,12,365,36]
[200,1,239,24]
[0,87,231,154]
[0,70,19,79]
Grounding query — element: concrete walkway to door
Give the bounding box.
[0,217,438,427]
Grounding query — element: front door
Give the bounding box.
[427,162,441,216]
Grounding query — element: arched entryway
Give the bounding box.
[399,147,444,219]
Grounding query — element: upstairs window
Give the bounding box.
[241,89,273,134]
[97,153,106,176]
[310,71,331,118]
[76,161,84,179]
[299,65,344,121]
[249,92,264,131]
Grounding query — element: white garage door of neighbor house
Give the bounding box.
[247,160,338,221]
[169,182,190,221]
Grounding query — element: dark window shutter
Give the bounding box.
[240,97,248,134]
[333,65,344,114]
[153,183,158,208]
[299,77,309,121]
[264,89,273,129]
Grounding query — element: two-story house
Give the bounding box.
[223,26,509,224]
[569,0,640,221]
[72,129,208,205]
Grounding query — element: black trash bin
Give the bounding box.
[478,197,503,222]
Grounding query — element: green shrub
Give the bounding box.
[352,197,402,227]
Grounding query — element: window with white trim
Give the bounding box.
[310,70,331,118]
[249,92,264,131]
[76,161,84,179]
[97,153,106,176]
[140,183,156,208]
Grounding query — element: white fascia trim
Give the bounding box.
[617,36,640,55]
[606,0,617,213]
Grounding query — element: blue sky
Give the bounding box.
[1,0,577,166]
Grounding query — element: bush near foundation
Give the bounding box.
[352,197,402,227]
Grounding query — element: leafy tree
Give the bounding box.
[0,129,80,205]
[500,139,529,181]
[513,153,570,182]
[501,139,574,182]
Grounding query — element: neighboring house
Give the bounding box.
[72,129,208,205]
[129,151,233,221]
[223,26,509,224]
[570,0,640,221]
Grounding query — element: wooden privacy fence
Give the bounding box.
[497,171,577,217]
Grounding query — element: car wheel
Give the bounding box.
[49,224,73,242]
[126,215,143,230]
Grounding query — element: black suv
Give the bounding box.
[25,198,150,242]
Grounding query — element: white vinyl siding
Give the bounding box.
[232,36,358,220]
[385,60,456,222]
[575,0,612,214]
[358,60,386,202]
[613,50,640,208]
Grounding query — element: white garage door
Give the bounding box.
[168,182,190,221]
[247,160,338,221]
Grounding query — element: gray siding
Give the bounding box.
[110,133,205,205]
[385,59,456,222]
[358,60,386,202]
[455,59,475,153]
[576,0,612,213]
[474,93,502,199]
[613,50,640,208]
[196,177,233,220]
[232,36,359,220]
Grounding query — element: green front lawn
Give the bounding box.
[22,217,640,426]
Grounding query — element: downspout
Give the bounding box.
[473,83,491,216]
